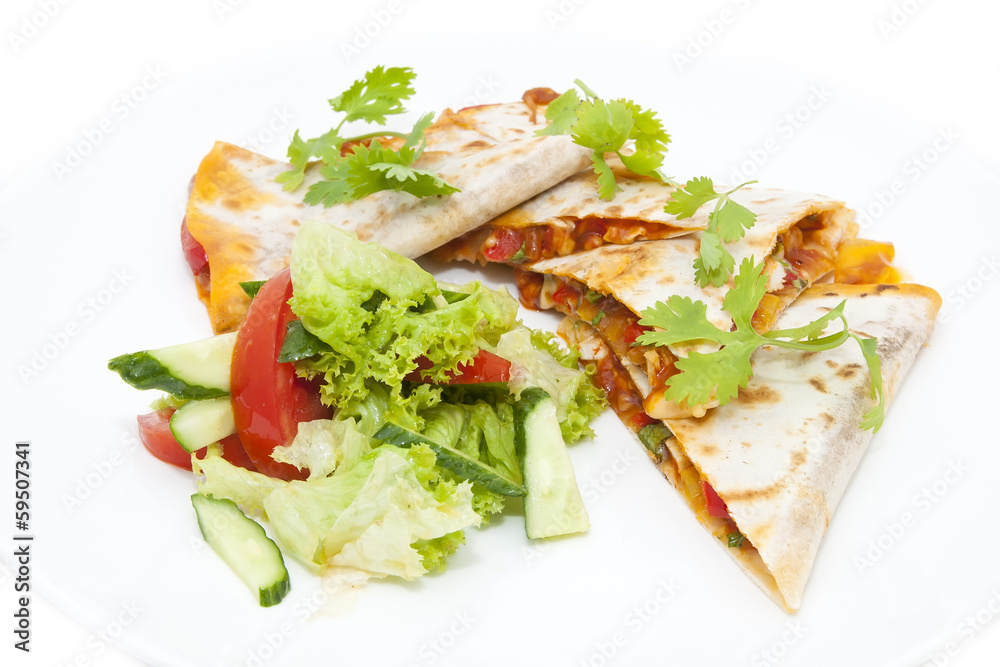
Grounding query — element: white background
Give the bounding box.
[1,1,998,665]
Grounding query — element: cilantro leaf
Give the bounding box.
[713,199,756,243]
[723,257,769,330]
[637,258,886,431]
[535,80,670,199]
[853,335,885,432]
[572,98,634,156]
[404,111,436,151]
[591,153,618,200]
[278,66,460,205]
[693,232,735,288]
[663,176,718,218]
[536,88,580,137]
[667,339,757,408]
[345,142,461,200]
[665,178,758,286]
[637,296,732,347]
[329,65,416,125]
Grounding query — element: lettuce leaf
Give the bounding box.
[289,222,517,408]
[270,418,373,480]
[193,445,479,579]
[492,327,605,443]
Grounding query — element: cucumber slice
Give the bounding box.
[191,494,290,607]
[516,387,589,539]
[170,397,236,453]
[108,332,236,400]
[375,416,525,497]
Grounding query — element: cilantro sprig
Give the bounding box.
[636,258,885,432]
[664,177,758,288]
[536,80,670,200]
[276,66,459,206]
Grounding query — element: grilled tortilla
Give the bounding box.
[184,93,592,333]
[433,159,856,265]
[514,200,856,419]
[567,283,940,611]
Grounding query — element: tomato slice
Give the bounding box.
[406,349,512,385]
[137,409,257,472]
[180,217,209,276]
[701,480,731,519]
[483,227,524,263]
[230,268,332,480]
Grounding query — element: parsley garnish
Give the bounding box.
[664,177,758,287]
[276,66,460,206]
[536,80,670,200]
[636,257,885,432]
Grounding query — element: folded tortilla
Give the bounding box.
[514,199,856,419]
[185,96,593,333]
[659,283,940,611]
[433,160,856,265]
[568,283,940,611]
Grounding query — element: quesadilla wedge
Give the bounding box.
[567,283,940,611]
[433,158,855,266]
[510,197,856,420]
[184,92,593,333]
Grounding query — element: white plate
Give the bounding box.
[2,34,998,667]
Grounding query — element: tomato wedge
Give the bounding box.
[701,480,731,519]
[137,409,257,472]
[230,268,332,480]
[406,349,512,385]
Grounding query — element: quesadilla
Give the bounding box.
[510,196,857,420]
[432,159,855,266]
[567,283,940,611]
[184,91,593,333]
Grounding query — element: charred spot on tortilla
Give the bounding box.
[820,412,836,426]
[836,363,862,379]
[875,284,900,293]
[737,384,781,404]
[825,359,838,369]
[462,140,491,150]
[808,377,829,394]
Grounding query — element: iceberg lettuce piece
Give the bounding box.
[271,418,373,481]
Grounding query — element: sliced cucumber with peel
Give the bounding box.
[516,387,589,540]
[191,494,290,607]
[170,397,236,453]
[375,411,525,497]
[108,332,236,400]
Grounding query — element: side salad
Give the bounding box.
[109,222,604,606]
